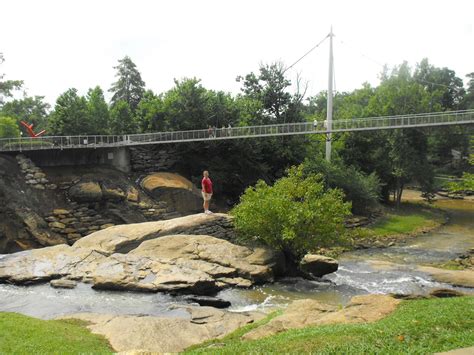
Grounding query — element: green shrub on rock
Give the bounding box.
[231,166,351,263]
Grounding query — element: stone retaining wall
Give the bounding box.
[129,146,179,172]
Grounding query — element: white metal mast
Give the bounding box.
[325,27,334,162]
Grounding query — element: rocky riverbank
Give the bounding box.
[56,294,401,353]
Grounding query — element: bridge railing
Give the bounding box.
[0,134,128,152]
[0,110,473,152]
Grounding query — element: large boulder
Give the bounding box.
[141,173,202,214]
[0,214,280,294]
[58,306,264,353]
[91,234,277,294]
[68,182,103,202]
[299,254,338,277]
[243,294,400,340]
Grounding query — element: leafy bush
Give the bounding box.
[231,166,351,262]
[303,157,381,215]
[447,172,474,194]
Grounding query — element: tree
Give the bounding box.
[109,56,145,111]
[109,100,135,134]
[1,96,50,130]
[0,53,23,106]
[48,88,91,135]
[161,78,209,130]
[0,116,20,138]
[86,86,110,134]
[236,62,304,124]
[463,73,474,109]
[231,166,351,265]
[134,90,165,132]
[414,58,465,110]
[340,62,435,205]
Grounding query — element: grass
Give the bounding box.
[368,202,445,237]
[428,260,467,270]
[186,296,474,354]
[0,312,113,354]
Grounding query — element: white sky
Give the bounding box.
[1,0,473,106]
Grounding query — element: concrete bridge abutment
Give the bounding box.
[20,146,131,173]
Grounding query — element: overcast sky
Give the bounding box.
[1,0,473,106]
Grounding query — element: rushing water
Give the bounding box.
[0,199,472,319]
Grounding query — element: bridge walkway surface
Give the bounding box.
[0,110,473,152]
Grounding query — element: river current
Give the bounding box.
[0,199,472,319]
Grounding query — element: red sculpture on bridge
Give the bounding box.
[20,121,46,138]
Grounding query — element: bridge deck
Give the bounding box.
[1,110,473,152]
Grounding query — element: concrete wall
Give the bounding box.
[22,147,131,173]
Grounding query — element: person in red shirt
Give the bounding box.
[201,170,213,214]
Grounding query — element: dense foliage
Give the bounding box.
[231,166,351,262]
[0,116,20,138]
[303,157,381,215]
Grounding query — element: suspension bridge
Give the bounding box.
[1,28,473,155]
[0,110,472,153]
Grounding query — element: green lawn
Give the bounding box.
[369,203,444,237]
[0,313,113,354]
[186,297,474,354]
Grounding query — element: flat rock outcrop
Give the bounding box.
[0,214,280,294]
[74,213,235,254]
[368,260,474,289]
[417,266,474,288]
[58,306,264,353]
[243,294,400,340]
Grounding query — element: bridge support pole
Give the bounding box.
[325,26,334,162]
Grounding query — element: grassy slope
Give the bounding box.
[369,203,445,236]
[186,297,474,354]
[0,313,113,354]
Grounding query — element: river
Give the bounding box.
[0,199,472,319]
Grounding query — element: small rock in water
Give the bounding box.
[50,279,77,289]
[299,254,338,277]
[182,295,231,308]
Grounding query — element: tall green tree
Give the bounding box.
[237,62,304,124]
[161,78,209,130]
[0,116,20,138]
[48,88,91,135]
[109,100,135,134]
[0,53,23,106]
[134,90,165,132]
[414,58,465,110]
[340,62,435,205]
[1,96,50,130]
[109,56,145,111]
[86,86,109,134]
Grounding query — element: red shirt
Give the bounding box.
[201,177,213,194]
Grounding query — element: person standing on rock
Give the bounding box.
[201,170,213,214]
